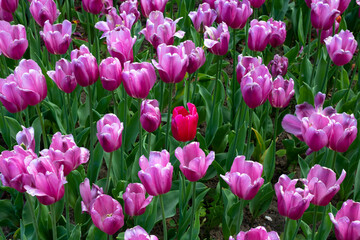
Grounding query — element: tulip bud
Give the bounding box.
[204,22,230,55]
[189,3,217,32]
[82,0,112,15]
[268,76,294,108]
[125,226,158,240]
[96,114,124,152]
[329,113,357,152]
[310,0,340,30]
[236,54,262,84]
[99,57,122,91]
[16,126,35,152]
[40,20,72,55]
[140,99,161,132]
[249,0,266,8]
[30,0,60,27]
[47,58,77,93]
[215,0,252,29]
[0,21,28,60]
[123,183,153,216]
[248,20,272,52]
[324,30,357,66]
[268,54,288,77]
[1,0,18,13]
[140,0,168,18]
[71,45,99,87]
[268,18,286,48]
[171,103,199,142]
[181,40,206,74]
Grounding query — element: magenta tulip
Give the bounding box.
[47,58,77,93]
[140,0,168,18]
[0,21,28,60]
[97,114,124,153]
[268,54,288,77]
[230,226,280,240]
[140,99,161,133]
[329,113,358,152]
[123,183,153,216]
[181,40,206,74]
[125,226,158,240]
[16,126,35,152]
[71,45,99,87]
[236,54,262,83]
[189,3,217,32]
[171,103,199,142]
[0,7,13,22]
[0,75,28,113]
[248,19,272,52]
[320,20,339,43]
[249,0,266,8]
[99,57,122,91]
[1,0,18,13]
[29,0,59,27]
[40,20,72,55]
[215,0,253,29]
[268,76,294,108]
[268,18,286,47]
[138,150,173,196]
[310,0,340,30]
[204,22,230,55]
[324,30,357,66]
[120,0,140,22]
[337,0,351,13]
[203,0,216,8]
[82,0,112,15]
[79,178,103,213]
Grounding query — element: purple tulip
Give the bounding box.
[138,150,173,196]
[16,126,35,152]
[203,0,216,8]
[47,58,77,93]
[189,3,217,32]
[125,226,158,240]
[268,18,286,48]
[99,57,122,91]
[97,114,124,153]
[329,113,358,152]
[0,7,13,22]
[320,20,339,43]
[268,54,288,77]
[275,174,313,220]
[248,19,272,52]
[79,178,103,213]
[71,45,99,87]
[230,226,280,240]
[221,155,264,200]
[82,0,112,15]
[90,194,124,235]
[152,43,188,83]
[1,0,18,13]
[140,0,168,18]
[215,0,253,29]
[175,142,215,182]
[324,30,357,66]
[181,40,206,74]
[204,22,230,55]
[337,0,351,13]
[0,21,28,60]
[40,20,72,55]
[0,75,28,113]
[120,0,140,22]
[310,0,340,30]
[140,99,161,132]
[268,76,294,108]
[236,54,262,84]
[29,0,59,27]
[123,183,153,216]
[0,145,36,192]
[329,200,360,240]
[249,0,266,8]
[140,11,185,50]
[241,65,272,109]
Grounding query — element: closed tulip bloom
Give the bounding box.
[0,145,37,192]
[249,0,266,8]
[171,103,199,142]
[248,20,272,52]
[337,0,350,13]
[275,174,313,220]
[241,65,272,109]
[329,200,360,240]
[1,0,18,13]
[324,30,357,66]
[0,75,28,113]
[203,0,216,8]
[189,3,217,32]
[311,0,340,30]
[90,194,124,235]
[99,57,122,91]
[80,178,103,213]
[71,45,99,87]
[215,0,253,29]
[140,0,168,18]
[123,183,153,216]
[221,155,264,200]
[152,43,188,83]
[0,21,28,60]
[138,150,173,196]
[181,40,206,74]
[47,58,77,93]
[0,7,13,22]
[236,54,262,83]
[120,0,140,22]
[16,126,35,152]
[230,226,280,240]
[125,226,158,240]
[140,99,161,132]
[204,22,230,55]
[268,18,286,47]
[329,113,358,152]
[268,76,294,108]
[82,0,112,15]
[268,54,288,77]
[175,142,215,182]
[107,26,136,66]
[30,0,59,27]
[40,20,72,55]
[140,11,185,50]
[97,114,124,152]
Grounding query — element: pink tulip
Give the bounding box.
[40,20,72,55]
[0,21,28,60]
[138,150,173,196]
[121,61,156,98]
[16,126,35,152]
[175,142,215,182]
[249,0,266,8]
[140,11,185,50]
[99,57,122,91]
[181,40,206,74]
[204,22,230,55]
[189,3,217,32]
[47,58,77,93]
[171,103,199,142]
[140,0,168,18]
[221,155,264,200]
[1,0,18,13]
[337,0,351,13]
[0,7,13,22]
[140,99,161,133]
[329,113,358,152]
[152,43,188,83]
[120,0,140,22]
[329,200,360,240]
[97,114,124,153]
[275,174,313,220]
[82,0,112,15]
[71,45,99,87]
[125,226,158,240]
[203,0,216,8]
[268,76,294,108]
[123,183,153,216]
[90,194,124,235]
[215,0,253,29]
[79,178,103,213]
[29,0,59,27]
[268,54,288,77]
[268,18,286,48]
[324,30,357,66]
[230,226,280,240]
[320,20,339,43]
[236,54,262,84]
[310,0,340,30]
[0,75,28,113]
[248,19,272,52]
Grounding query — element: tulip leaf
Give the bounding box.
[299,58,312,87]
[125,110,139,152]
[86,225,107,240]
[0,108,11,148]
[314,57,327,93]
[198,85,212,122]
[68,225,81,240]
[249,183,274,219]
[4,116,22,140]
[315,205,332,240]
[87,142,104,184]
[298,83,314,105]
[222,188,238,238]
[0,199,19,228]
[262,141,275,182]
[205,101,222,147]
[155,190,180,223]
[297,9,305,46]
[284,43,300,65]
[211,123,230,153]
[298,155,310,178]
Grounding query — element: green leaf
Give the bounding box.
[262,141,275,182]
[0,199,19,228]
[297,10,305,46]
[298,155,310,178]
[156,190,180,222]
[86,225,107,240]
[314,57,327,93]
[249,183,274,219]
[298,83,314,105]
[299,58,312,87]
[87,142,104,183]
[68,225,81,240]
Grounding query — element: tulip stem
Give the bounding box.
[311,205,319,240]
[111,91,117,116]
[244,20,249,55]
[189,182,197,240]
[159,195,168,240]
[105,151,113,194]
[67,93,76,139]
[186,74,192,103]
[159,81,164,111]
[191,71,198,103]
[50,203,57,240]
[87,86,94,169]
[26,194,40,239]
[236,199,245,234]
[148,132,151,155]
[36,104,48,149]
[311,30,322,87]
[306,8,312,59]
[138,99,143,157]
[320,55,331,93]
[25,107,30,128]
[18,112,25,126]
[245,108,253,159]
[86,12,92,49]
[165,83,174,150]
[271,108,280,182]
[62,92,70,133]
[284,217,289,239]
[121,87,127,180]
[290,216,302,240]
[232,27,237,121]
[65,184,70,238]
[331,151,337,170]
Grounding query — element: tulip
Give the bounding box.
[0,75,28,113]
[47,58,77,93]
[175,142,215,182]
[329,113,358,152]
[324,30,358,66]
[0,7,13,22]
[152,43,188,83]
[203,0,216,8]
[320,20,339,43]
[189,3,217,32]
[125,226,158,240]
[82,0,112,15]
[0,21,28,60]
[221,155,264,200]
[90,194,124,235]
[329,200,360,240]
[16,126,35,152]
[310,0,340,30]
[241,65,272,109]
[236,54,262,83]
[138,150,173,196]
[0,145,37,192]
[121,61,156,98]
[140,0,168,18]
[99,57,122,91]
[230,226,280,240]
[71,45,99,87]
[120,0,140,22]
[181,40,206,74]
[268,18,286,48]
[215,0,253,29]
[337,0,350,13]
[29,0,59,27]
[248,19,272,52]
[1,0,18,13]
[171,103,199,142]
[268,76,294,108]
[79,178,103,213]
[123,183,153,216]
[96,114,124,152]
[275,174,313,220]
[40,20,72,55]
[140,99,161,132]
[249,0,266,8]
[204,22,230,55]
[267,54,288,77]
[140,11,185,50]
